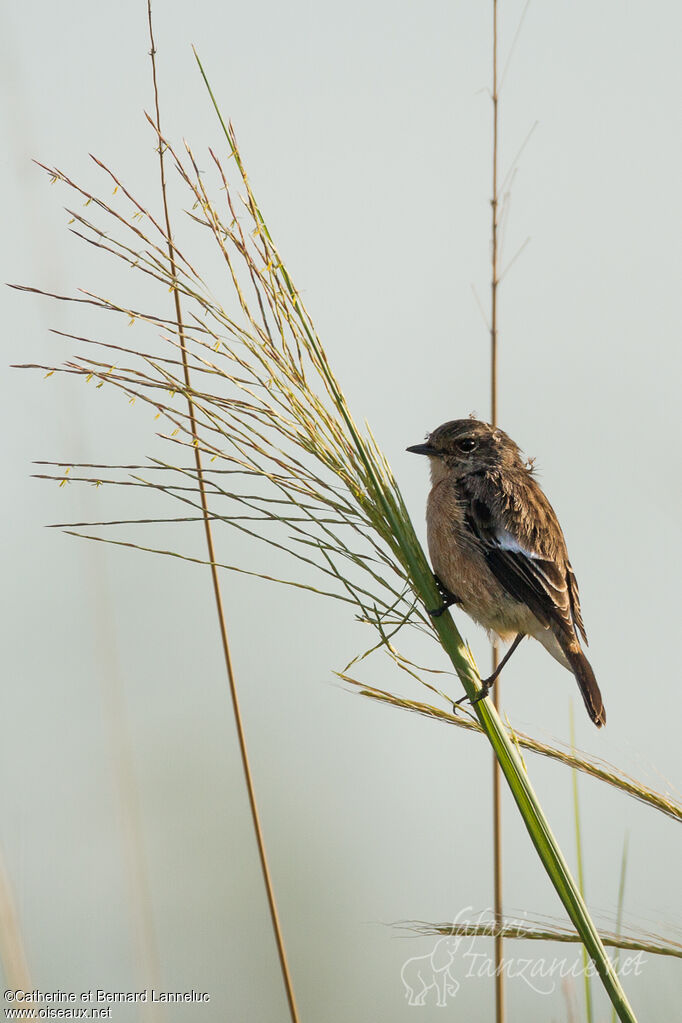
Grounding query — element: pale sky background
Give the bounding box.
[1,1,681,1020]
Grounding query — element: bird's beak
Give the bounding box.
[407,442,437,456]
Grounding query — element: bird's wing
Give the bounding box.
[566,562,588,645]
[461,474,581,641]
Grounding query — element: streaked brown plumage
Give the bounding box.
[408,418,605,727]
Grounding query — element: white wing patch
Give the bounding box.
[494,527,540,560]
[495,526,569,603]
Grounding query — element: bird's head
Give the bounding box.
[407,418,522,480]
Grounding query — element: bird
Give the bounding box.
[407,417,605,727]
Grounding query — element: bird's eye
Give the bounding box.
[457,438,477,453]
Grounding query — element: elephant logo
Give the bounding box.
[400,936,462,1007]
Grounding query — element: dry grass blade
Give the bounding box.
[348,680,682,824]
[402,915,682,960]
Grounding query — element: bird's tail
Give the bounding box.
[565,646,606,728]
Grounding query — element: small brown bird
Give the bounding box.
[408,418,605,727]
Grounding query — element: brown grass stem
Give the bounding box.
[88,542,163,1020]
[570,706,594,1022]
[489,4,504,1019]
[146,8,300,1021]
[0,845,31,994]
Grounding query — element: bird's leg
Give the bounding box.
[454,633,525,710]
[473,632,525,700]
[427,575,462,618]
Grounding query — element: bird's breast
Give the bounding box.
[426,480,475,588]
[425,479,534,640]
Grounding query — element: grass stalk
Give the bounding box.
[0,845,31,993]
[489,4,504,1019]
[147,10,299,1021]
[91,550,163,1019]
[490,0,500,430]
[570,706,594,1022]
[612,836,630,1023]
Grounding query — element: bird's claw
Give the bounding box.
[429,576,461,618]
[453,682,491,714]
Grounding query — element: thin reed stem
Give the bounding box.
[91,550,163,1020]
[146,8,299,1021]
[489,4,504,1020]
[0,845,31,994]
[612,836,630,1023]
[492,642,504,1021]
[491,0,499,430]
[571,707,594,1023]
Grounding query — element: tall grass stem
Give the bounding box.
[571,706,594,1022]
[0,846,31,993]
[611,835,630,1023]
[489,4,504,1018]
[147,9,300,1021]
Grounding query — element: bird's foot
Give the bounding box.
[429,603,451,618]
[451,634,526,713]
[452,678,493,714]
[471,681,493,705]
[427,576,461,618]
